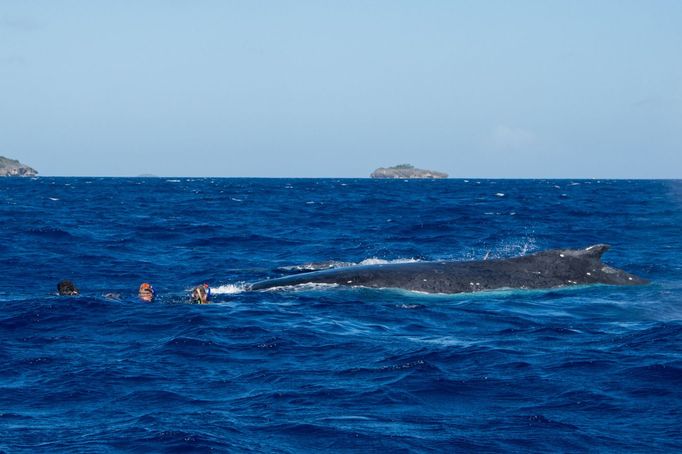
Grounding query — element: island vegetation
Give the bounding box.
[370,164,447,179]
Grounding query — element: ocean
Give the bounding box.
[1,178,681,452]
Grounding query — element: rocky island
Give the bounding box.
[370,164,447,179]
[0,156,38,177]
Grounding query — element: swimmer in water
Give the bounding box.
[190,284,210,304]
[138,283,155,302]
[57,280,79,296]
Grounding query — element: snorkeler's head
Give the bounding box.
[138,282,155,302]
[57,280,79,296]
[191,284,210,304]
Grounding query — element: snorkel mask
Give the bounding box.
[191,284,210,304]
[139,283,155,301]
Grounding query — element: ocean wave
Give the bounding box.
[357,257,420,266]
[277,261,354,272]
[278,257,421,273]
[24,226,75,239]
[211,283,248,294]
[1,178,681,452]
[261,282,340,292]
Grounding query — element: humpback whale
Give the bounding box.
[249,245,648,294]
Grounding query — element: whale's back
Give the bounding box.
[249,245,648,294]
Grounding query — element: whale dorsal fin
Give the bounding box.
[579,244,610,260]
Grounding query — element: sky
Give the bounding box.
[1,1,681,177]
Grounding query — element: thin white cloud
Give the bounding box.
[632,97,681,111]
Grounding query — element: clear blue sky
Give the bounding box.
[1,1,681,177]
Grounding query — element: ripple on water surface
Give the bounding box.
[0,178,681,452]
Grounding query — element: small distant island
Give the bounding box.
[370,164,448,179]
[0,156,38,177]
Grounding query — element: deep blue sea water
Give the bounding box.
[1,178,681,452]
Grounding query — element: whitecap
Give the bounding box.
[49,197,59,201]
[406,336,477,347]
[278,261,353,272]
[318,416,372,421]
[495,192,505,197]
[211,283,248,294]
[264,282,340,292]
[358,257,420,266]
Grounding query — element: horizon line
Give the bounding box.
[7,175,682,181]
